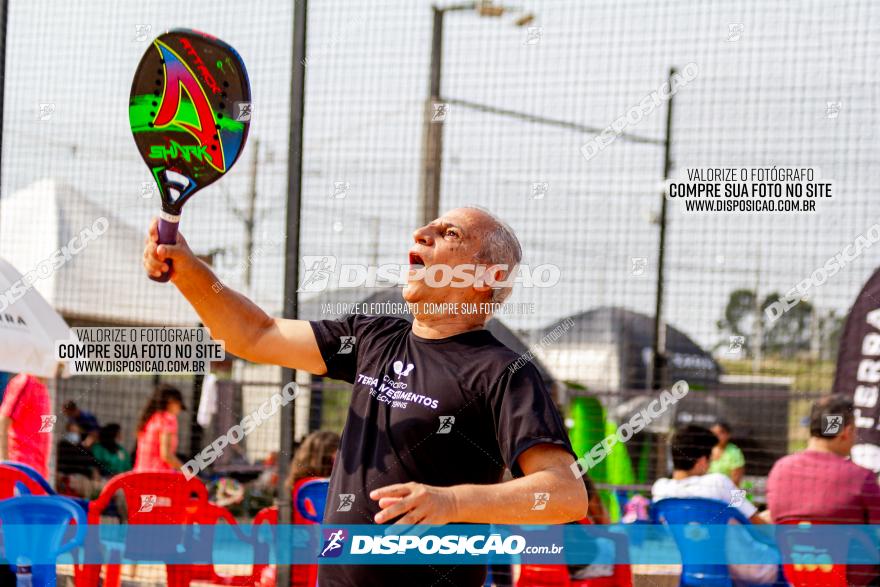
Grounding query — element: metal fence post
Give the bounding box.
[277,0,308,584]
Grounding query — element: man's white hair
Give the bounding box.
[463,206,522,304]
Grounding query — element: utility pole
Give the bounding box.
[418,4,538,227]
[420,6,444,226]
[650,67,676,392]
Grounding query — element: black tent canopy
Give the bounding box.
[535,306,721,391]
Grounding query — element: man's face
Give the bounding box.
[403,208,497,305]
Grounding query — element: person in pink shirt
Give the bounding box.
[0,373,52,478]
[133,384,185,471]
[767,395,880,585]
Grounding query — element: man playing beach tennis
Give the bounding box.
[142,206,588,587]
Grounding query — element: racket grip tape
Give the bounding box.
[151,213,180,283]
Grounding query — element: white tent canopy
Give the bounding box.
[0,257,74,377]
[0,178,195,325]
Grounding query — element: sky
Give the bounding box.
[2,0,879,353]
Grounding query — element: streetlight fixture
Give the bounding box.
[419,2,537,226]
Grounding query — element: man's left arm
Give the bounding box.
[371,443,588,525]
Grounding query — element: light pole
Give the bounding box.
[649,67,677,392]
[419,2,535,226]
[419,5,676,397]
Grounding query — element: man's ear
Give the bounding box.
[473,263,508,294]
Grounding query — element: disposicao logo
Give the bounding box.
[319,528,347,558]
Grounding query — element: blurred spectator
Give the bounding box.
[768,395,880,523]
[767,396,880,587]
[710,420,745,486]
[285,430,339,491]
[0,373,51,478]
[63,400,99,435]
[654,425,778,585]
[91,423,132,476]
[134,385,185,471]
[654,425,762,522]
[56,421,102,498]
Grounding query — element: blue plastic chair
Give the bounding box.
[0,494,86,586]
[1,461,89,513]
[296,479,329,523]
[651,498,782,587]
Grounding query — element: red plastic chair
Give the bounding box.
[778,520,876,587]
[2,460,90,512]
[0,463,47,498]
[171,500,267,586]
[73,470,210,587]
[517,564,571,586]
[517,519,633,587]
[247,477,327,587]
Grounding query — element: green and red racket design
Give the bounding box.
[130,29,251,282]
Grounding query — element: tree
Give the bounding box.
[763,294,813,357]
[716,289,759,355]
[717,288,829,358]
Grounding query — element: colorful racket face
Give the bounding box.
[130,28,251,282]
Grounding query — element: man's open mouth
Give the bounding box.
[408,252,425,268]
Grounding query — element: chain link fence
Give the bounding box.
[0,0,875,523]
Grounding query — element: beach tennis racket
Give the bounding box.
[130,28,251,282]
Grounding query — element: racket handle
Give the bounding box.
[150,215,180,283]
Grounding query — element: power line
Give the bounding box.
[444,96,665,146]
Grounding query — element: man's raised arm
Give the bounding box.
[142,218,327,375]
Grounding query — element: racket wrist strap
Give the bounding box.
[159,211,181,223]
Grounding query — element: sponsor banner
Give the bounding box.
[6,524,880,565]
[832,266,880,470]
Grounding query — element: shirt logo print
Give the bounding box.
[392,360,414,379]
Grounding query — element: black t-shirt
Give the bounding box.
[310,314,574,587]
